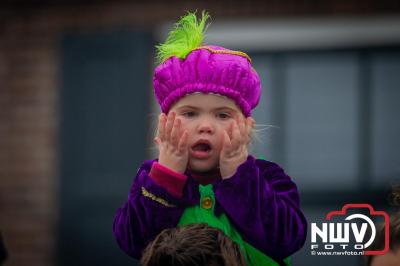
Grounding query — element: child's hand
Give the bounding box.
[154,112,189,174]
[219,116,255,179]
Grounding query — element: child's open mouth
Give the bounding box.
[191,140,212,159]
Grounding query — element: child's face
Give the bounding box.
[169,93,244,173]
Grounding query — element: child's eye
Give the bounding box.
[183,111,196,117]
[217,113,231,119]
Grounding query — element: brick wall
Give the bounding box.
[0,14,59,266]
[0,1,399,266]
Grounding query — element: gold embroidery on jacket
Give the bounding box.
[141,187,175,208]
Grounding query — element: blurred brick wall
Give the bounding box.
[0,15,59,266]
[0,1,399,266]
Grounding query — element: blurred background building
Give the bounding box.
[0,0,399,265]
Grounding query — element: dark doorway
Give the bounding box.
[59,30,153,266]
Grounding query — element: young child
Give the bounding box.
[140,223,247,266]
[113,11,307,266]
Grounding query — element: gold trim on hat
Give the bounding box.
[193,46,252,62]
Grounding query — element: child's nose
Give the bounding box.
[197,119,214,134]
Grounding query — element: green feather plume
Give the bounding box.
[156,11,210,64]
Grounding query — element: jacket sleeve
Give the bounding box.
[112,160,189,259]
[213,155,307,260]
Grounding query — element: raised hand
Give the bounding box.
[219,116,255,179]
[154,112,189,173]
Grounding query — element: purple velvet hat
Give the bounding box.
[153,45,261,117]
[153,12,261,117]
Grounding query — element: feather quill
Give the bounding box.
[156,11,210,64]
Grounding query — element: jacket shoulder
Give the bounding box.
[254,158,284,172]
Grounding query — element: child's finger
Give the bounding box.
[222,130,232,151]
[245,117,254,143]
[227,120,234,140]
[154,136,161,147]
[178,130,189,153]
[237,115,246,140]
[170,118,180,146]
[157,113,166,140]
[165,112,175,140]
[231,120,241,148]
[251,117,256,128]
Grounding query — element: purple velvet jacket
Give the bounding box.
[113,155,307,261]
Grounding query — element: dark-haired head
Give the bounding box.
[140,223,247,266]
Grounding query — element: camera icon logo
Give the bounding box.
[311,203,389,256]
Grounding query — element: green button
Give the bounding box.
[201,196,213,209]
